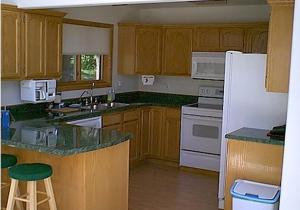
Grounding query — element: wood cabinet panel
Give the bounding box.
[220,28,244,51]
[135,26,162,74]
[44,16,62,78]
[266,3,294,92]
[123,120,140,164]
[162,108,181,162]
[24,13,45,78]
[162,27,193,76]
[124,109,139,122]
[193,27,220,51]
[244,27,268,53]
[1,9,22,79]
[118,25,136,75]
[140,108,151,160]
[103,113,123,127]
[150,108,164,159]
[224,139,284,210]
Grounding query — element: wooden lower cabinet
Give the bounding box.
[149,107,164,159]
[102,107,181,167]
[140,108,151,160]
[224,139,284,210]
[162,108,181,162]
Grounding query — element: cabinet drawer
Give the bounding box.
[124,110,139,122]
[103,113,122,126]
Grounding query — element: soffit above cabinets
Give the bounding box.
[17,0,267,9]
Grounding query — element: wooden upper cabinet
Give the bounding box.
[118,25,136,75]
[162,27,193,76]
[44,16,62,78]
[1,9,22,79]
[266,1,294,93]
[24,13,45,78]
[162,108,181,162]
[193,27,220,51]
[135,26,162,75]
[244,27,268,53]
[220,28,244,51]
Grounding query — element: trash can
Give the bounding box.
[231,179,280,210]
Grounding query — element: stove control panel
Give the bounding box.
[199,86,224,98]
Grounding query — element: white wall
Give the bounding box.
[279,1,300,209]
[1,0,17,5]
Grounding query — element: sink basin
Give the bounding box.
[67,116,102,128]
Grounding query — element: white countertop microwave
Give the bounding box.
[191,52,226,80]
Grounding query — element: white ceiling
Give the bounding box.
[17,0,267,9]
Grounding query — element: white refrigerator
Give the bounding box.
[218,51,288,209]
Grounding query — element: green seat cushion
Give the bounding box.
[9,163,52,181]
[1,154,17,169]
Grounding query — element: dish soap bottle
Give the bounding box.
[107,87,115,107]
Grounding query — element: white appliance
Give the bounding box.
[218,51,288,209]
[191,52,226,80]
[180,86,224,172]
[21,80,56,103]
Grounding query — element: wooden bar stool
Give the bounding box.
[6,163,57,210]
[1,154,23,210]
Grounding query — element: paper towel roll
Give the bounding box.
[142,75,155,85]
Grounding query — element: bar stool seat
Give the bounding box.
[1,154,17,169]
[7,163,57,210]
[9,163,52,181]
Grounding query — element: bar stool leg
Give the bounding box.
[27,181,37,210]
[6,179,18,210]
[16,187,24,210]
[44,178,57,210]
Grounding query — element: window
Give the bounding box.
[58,18,113,91]
[61,54,103,82]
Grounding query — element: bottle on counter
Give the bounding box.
[107,87,115,107]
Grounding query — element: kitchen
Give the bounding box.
[1,0,299,210]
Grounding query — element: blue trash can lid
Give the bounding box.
[230,179,280,204]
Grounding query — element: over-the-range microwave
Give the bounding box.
[191,52,226,80]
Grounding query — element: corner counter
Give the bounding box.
[1,119,131,210]
[224,127,284,210]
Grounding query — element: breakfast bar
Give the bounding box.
[1,119,131,210]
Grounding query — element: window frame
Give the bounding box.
[58,18,114,91]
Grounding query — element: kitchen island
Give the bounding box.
[1,118,131,210]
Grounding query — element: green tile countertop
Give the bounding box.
[225,127,284,146]
[1,118,131,156]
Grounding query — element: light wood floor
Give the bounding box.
[129,163,219,210]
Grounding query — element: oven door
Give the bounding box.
[181,114,222,155]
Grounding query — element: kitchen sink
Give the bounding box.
[67,116,102,128]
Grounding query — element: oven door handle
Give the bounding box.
[182,115,222,122]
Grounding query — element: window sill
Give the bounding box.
[57,80,112,91]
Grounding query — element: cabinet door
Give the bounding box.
[24,13,45,78]
[266,4,294,93]
[220,28,244,51]
[117,25,136,75]
[150,107,164,159]
[102,113,123,127]
[140,108,151,160]
[162,27,193,76]
[163,108,181,162]
[45,16,62,78]
[193,27,220,51]
[244,27,268,53]
[135,26,162,74]
[1,10,22,79]
[123,120,140,164]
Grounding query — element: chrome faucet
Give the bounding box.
[79,83,97,111]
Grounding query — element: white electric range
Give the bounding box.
[180,86,224,172]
